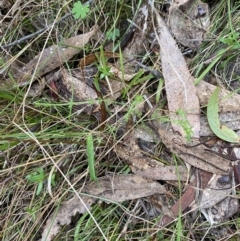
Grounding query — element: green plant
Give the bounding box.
[106,28,120,41]
[26,168,45,195]
[26,168,55,195]
[220,31,240,49]
[86,133,97,181]
[97,46,113,80]
[72,1,90,19]
[175,108,193,142]
[124,95,144,122]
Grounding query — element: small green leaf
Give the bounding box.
[86,133,97,181]
[107,28,120,41]
[26,168,45,183]
[175,108,193,142]
[72,1,89,19]
[36,182,43,196]
[207,87,240,143]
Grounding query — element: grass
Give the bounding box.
[1,0,240,240]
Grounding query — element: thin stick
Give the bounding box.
[1,13,72,49]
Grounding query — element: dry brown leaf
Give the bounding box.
[83,174,166,202]
[160,171,213,226]
[79,51,120,72]
[201,197,239,225]
[40,196,95,241]
[61,69,98,101]
[168,0,210,49]
[40,174,165,241]
[154,8,200,138]
[189,174,238,225]
[115,131,188,181]
[157,128,231,175]
[191,174,232,210]
[114,2,152,75]
[134,166,188,181]
[196,80,240,113]
[13,26,98,85]
[109,64,138,81]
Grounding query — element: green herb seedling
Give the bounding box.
[97,46,113,79]
[175,108,193,142]
[106,28,120,41]
[72,1,90,19]
[26,168,45,196]
[124,95,144,122]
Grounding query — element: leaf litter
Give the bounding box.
[2,0,240,240]
[6,25,98,87]
[40,174,166,241]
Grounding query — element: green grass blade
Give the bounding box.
[86,133,97,181]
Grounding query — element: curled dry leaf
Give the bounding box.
[157,128,231,175]
[201,197,239,225]
[168,0,210,49]
[154,8,200,138]
[40,196,95,241]
[61,69,98,101]
[12,26,98,85]
[40,174,165,241]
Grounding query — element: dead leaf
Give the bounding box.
[196,80,240,113]
[40,174,165,241]
[115,131,188,181]
[190,174,238,225]
[191,174,232,210]
[168,0,210,49]
[157,127,231,175]
[154,8,200,138]
[26,78,45,97]
[83,174,166,202]
[114,2,152,75]
[61,69,98,101]
[40,196,95,241]
[13,26,98,85]
[201,197,239,225]
[79,51,120,72]
[160,171,213,226]
[109,64,138,82]
[134,166,188,181]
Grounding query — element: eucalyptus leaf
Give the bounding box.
[207,87,240,143]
